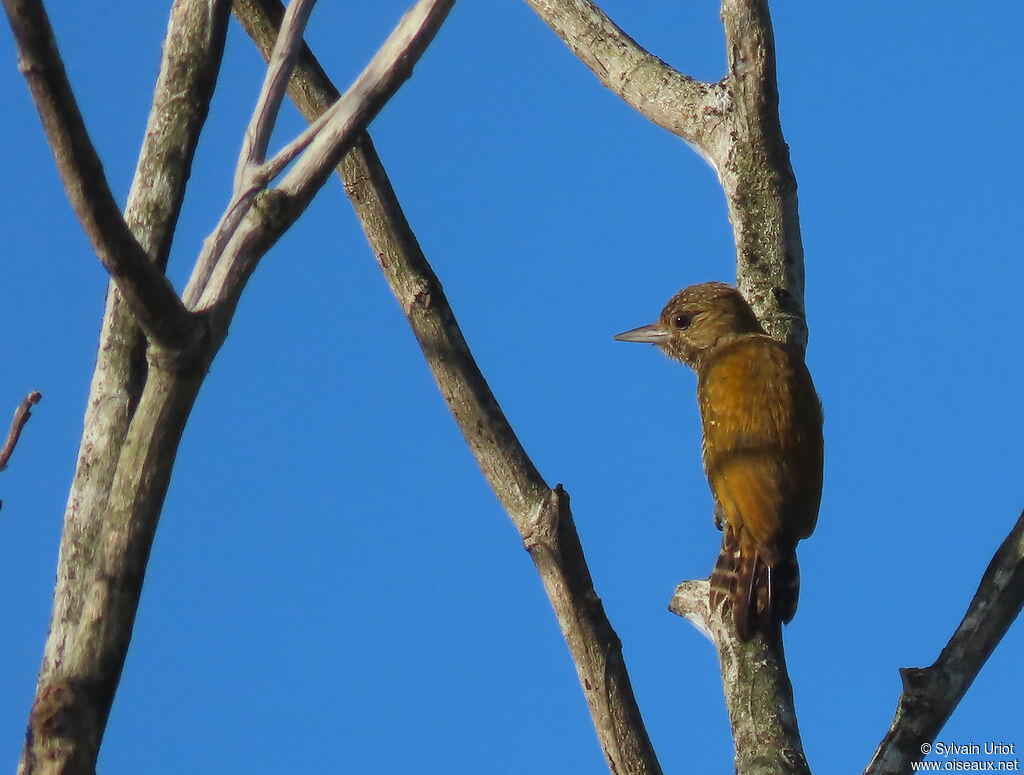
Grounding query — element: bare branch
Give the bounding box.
[523,0,728,162]
[185,193,255,308]
[525,0,806,348]
[17,1,230,772]
[189,0,322,305]
[718,0,806,348]
[231,3,662,772]
[187,78,333,308]
[865,510,1024,775]
[671,582,810,775]
[232,0,340,109]
[273,0,453,199]
[348,136,662,775]
[234,0,318,192]
[125,0,232,272]
[0,391,41,474]
[613,0,810,765]
[185,0,454,313]
[2,0,200,351]
[22,365,205,775]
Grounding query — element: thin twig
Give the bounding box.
[248,100,332,188]
[0,391,41,472]
[186,95,334,308]
[2,0,199,351]
[234,0,318,193]
[189,0,321,307]
[272,0,454,199]
[185,187,261,308]
[186,0,455,313]
[864,510,1024,775]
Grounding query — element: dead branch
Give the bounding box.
[183,0,454,313]
[526,0,806,348]
[235,0,318,192]
[865,510,1024,775]
[17,1,233,773]
[527,0,810,769]
[231,2,663,772]
[522,0,728,158]
[671,582,810,775]
[0,390,41,475]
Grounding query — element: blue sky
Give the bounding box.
[2,1,1022,772]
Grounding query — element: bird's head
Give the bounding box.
[614,282,764,367]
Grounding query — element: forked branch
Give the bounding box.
[523,0,728,162]
[185,0,454,312]
[235,0,319,192]
[526,0,806,347]
[14,1,231,770]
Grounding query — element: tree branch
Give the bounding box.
[522,0,728,162]
[124,0,232,273]
[671,582,810,775]
[234,0,317,192]
[0,391,41,474]
[344,119,664,775]
[717,0,805,347]
[662,2,812,769]
[185,0,454,314]
[187,0,323,308]
[2,0,200,351]
[22,365,207,775]
[231,2,662,772]
[18,1,231,772]
[529,0,812,769]
[525,0,806,348]
[865,510,1024,775]
[269,0,452,199]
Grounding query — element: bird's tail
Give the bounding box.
[709,528,799,641]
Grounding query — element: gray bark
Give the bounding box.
[8,0,453,772]
[14,1,231,770]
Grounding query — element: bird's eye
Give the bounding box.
[674,314,693,329]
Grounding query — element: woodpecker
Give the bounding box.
[615,282,823,640]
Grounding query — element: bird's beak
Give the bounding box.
[613,323,669,344]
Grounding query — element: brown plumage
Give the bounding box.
[615,282,823,640]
